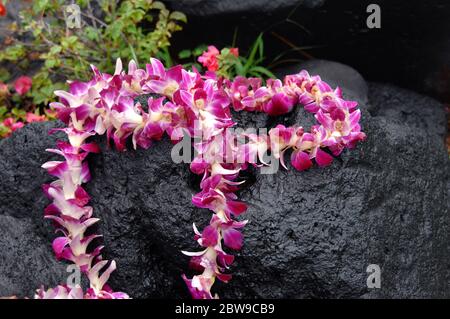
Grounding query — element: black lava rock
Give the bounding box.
[0,122,69,298]
[0,62,448,298]
[163,0,325,17]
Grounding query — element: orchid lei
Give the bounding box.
[35,58,365,299]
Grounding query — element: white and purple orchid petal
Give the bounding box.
[114,58,123,75]
[80,161,91,183]
[149,58,166,78]
[349,109,361,127]
[211,163,240,176]
[42,161,64,170]
[222,227,243,250]
[263,92,296,116]
[225,200,247,216]
[200,225,219,247]
[52,237,70,259]
[192,223,201,236]
[181,249,208,257]
[54,90,82,108]
[80,142,101,153]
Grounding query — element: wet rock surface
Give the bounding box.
[0,122,68,298]
[0,61,448,298]
[163,0,325,17]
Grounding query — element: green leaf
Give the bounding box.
[76,0,90,8]
[107,21,124,40]
[84,26,100,42]
[0,106,8,117]
[45,58,58,68]
[193,44,208,56]
[0,44,26,61]
[243,33,263,73]
[234,59,245,77]
[257,34,264,60]
[169,11,187,23]
[249,66,275,79]
[0,68,11,82]
[49,45,62,55]
[0,124,10,138]
[178,49,191,59]
[11,108,27,120]
[33,0,50,13]
[151,1,166,10]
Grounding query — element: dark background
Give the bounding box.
[169,0,450,103]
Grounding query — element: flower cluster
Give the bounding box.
[198,45,239,72]
[39,126,129,299]
[1,117,24,135]
[0,76,33,97]
[0,75,50,138]
[14,76,33,96]
[223,70,366,165]
[38,57,365,299]
[0,111,46,138]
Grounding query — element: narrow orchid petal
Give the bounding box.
[181,249,208,257]
[149,58,166,78]
[192,223,201,236]
[95,116,106,135]
[349,109,361,126]
[98,261,117,291]
[211,163,240,176]
[42,161,64,170]
[279,149,288,170]
[54,90,80,108]
[114,58,123,75]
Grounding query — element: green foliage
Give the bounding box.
[0,0,186,105]
[237,34,276,79]
[178,34,275,80]
[177,44,207,70]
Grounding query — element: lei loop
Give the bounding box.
[36,58,365,299]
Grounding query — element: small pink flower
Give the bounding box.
[229,48,239,57]
[14,76,32,95]
[2,117,24,135]
[11,122,24,131]
[2,117,14,127]
[26,112,46,123]
[198,46,220,72]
